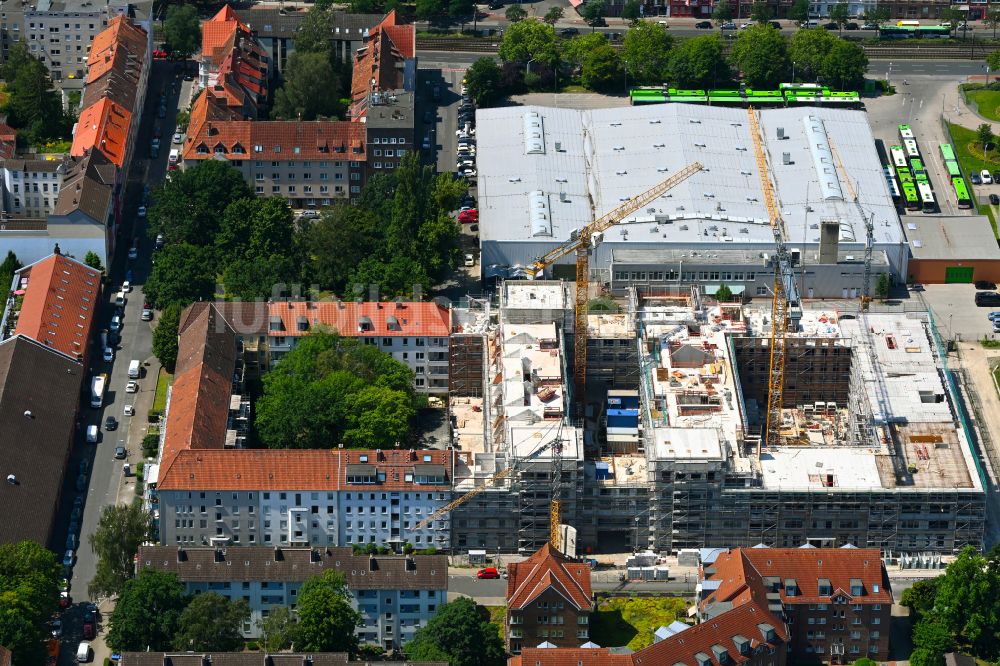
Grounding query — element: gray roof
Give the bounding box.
[121,654,446,666]
[475,105,903,252]
[612,247,890,266]
[53,151,114,224]
[0,335,85,547]
[236,7,385,40]
[137,546,448,589]
[903,216,1000,261]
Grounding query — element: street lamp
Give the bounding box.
[792,60,797,82]
[624,59,629,97]
[526,57,536,77]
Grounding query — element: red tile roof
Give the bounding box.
[508,649,633,666]
[704,547,893,607]
[87,16,148,83]
[268,302,450,339]
[350,11,414,118]
[202,5,250,60]
[506,544,593,612]
[12,253,101,362]
[72,98,133,168]
[183,92,366,163]
[340,448,452,490]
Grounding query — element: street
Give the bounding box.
[56,58,179,666]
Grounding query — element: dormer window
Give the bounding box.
[358,315,373,332]
[197,143,209,155]
[818,578,832,596]
[850,579,864,596]
[711,645,729,665]
[694,653,711,666]
[785,579,798,596]
[233,144,245,154]
[733,636,750,656]
[268,316,284,332]
[296,316,309,332]
[758,623,777,642]
[274,145,281,153]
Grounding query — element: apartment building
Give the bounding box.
[0,14,149,266]
[700,547,892,663]
[199,6,268,115]
[505,544,594,654]
[266,301,451,394]
[0,0,151,93]
[136,546,447,648]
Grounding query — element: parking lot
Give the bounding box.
[915,283,1000,341]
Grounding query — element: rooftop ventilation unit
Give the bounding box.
[782,152,792,165]
[529,191,552,237]
[803,115,845,201]
[777,127,786,139]
[523,111,545,155]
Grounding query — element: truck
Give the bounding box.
[90,374,107,408]
[127,360,140,379]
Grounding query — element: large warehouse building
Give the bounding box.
[475,105,904,297]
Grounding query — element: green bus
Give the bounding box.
[879,24,952,38]
[939,143,957,163]
[630,89,666,105]
[952,177,973,209]
[944,160,961,178]
[901,182,920,210]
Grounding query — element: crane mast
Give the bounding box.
[746,107,798,450]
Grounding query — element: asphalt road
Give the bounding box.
[58,59,178,658]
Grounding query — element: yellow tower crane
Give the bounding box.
[745,107,799,451]
[525,162,704,416]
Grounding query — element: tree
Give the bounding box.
[668,34,730,88]
[273,51,345,120]
[0,541,61,666]
[107,570,189,651]
[255,332,417,449]
[164,5,201,58]
[305,206,381,293]
[416,0,445,20]
[544,6,565,24]
[580,0,608,29]
[83,250,104,272]
[152,303,182,372]
[406,597,505,666]
[621,0,642,24]
[216,197,296,266]
[730,23,791,88]
[789,0,810,23]
[222,254,299,301]
[750,0,771,23]
[581,44,623,91]
[900,578,940,624]
[939,7,964,34]
[851,660,878,666]
[0,250,21,296]
[257,606,297,653]
[622,21,674,85]
[295,6,337,62]
[463,57,504,106]
[821,39,868,90]
[829,1,850,34]
[713,0,733,24]
[989,49,1000,77]
[986,7,1000,39]
[295,571,362,655]
[172,593,250,652]
[505,4,527,22]
[978,123,995,153]
[931,547,1000,659]
[789,28,838,81]
[563,32,609,70]
[143,243,216,309]
[715,283,734,301]
[498,19,558,65]
[911,620,955,666]
[1,44,71,145]
[88,502,152,600]
[875,272,890,299]
[148,159,253,246]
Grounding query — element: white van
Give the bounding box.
[86,425,98,443]
[168,148,180,164]
[76,642,90,663]
[128,359,141,379]
[114,290,125,308]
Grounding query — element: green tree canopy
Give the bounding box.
[829,1,850,33]
[463,57,504,106]
[0,541,61,666]
[989,49,1000,77]
[255,331,418,449]
[900,578,940,624]
[789,0,810,22]
[273,51,346,120]
[986,7,1000,39]
[621,0,641,23]
[730,24,791,88]
[107,570,189,651]
[498,19,558,65]
[406,597,505,666]
[505,4,527,22]
[295,6,337,61]
[164,5,202,58]
[622,22,674,85]
[750,1,771,22]
[1,43,71,145]
[789,28,838,82]
[563,32,609,70]
[88,502,152,600]
[143,243,217,309]
[978,123,995,151]
[152,303,182,372]
[295,571,362,654]
[257,606,298,652]
[83,251,104,272]
[544,6,565,23]
[668,34,729,88]
[148,159,254,246]
[581,44,623,92]
[173,593,250,651]
[580,0,608,28]
[712,0,733,23]
[821,39,868,90]
[0,251,22,296]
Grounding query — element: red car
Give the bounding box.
[477,567,500,579]
[458,209,478,224]
[153,49,168,59]
[58,593,71,609]
[82,622,95,639]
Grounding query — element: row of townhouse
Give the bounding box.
[0,14,151,266]
[181,6,415,208]
[137,546,448,649]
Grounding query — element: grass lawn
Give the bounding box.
[152,368,171,413]
[590,596,690,651]
[978,203,999,238]
[966,88,1000,122]
[948,122,1000,177]
[486,605,505,641]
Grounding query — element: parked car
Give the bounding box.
[862,21,879,29]
[141,308,153,321]
[137,206,146,218]
[477,567,500,579]
[110,314,122,331]
[114,446,127,460]
[975,291,1000,306]
[695,20,713,28]
[122,280,131,293]
[972,173,983,185]
[423,110,434,123]
[992,171,1000,183]
[82,623,95,640]
[104,415,118,431]
[51,619,63,638]
[124,404,135,417]
[63,550,75,567]
[739,21,752,29]
[987,311,1000,321]
[975,280,997,290]
[559,27,579,36]
[845,21,859,29]
[126,381,139,393]
[721,21,736,29]
[465,253,475,267]
[103,347,114,362]
[991,193,999,206]
[823,21,839,29]
[59,592,71,609]
[459,209,478,223]
[982,169,993,184]
[172,132,183,144]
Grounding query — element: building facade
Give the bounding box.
[137,546,447,649]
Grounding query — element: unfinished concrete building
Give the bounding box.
[447,282,985,556]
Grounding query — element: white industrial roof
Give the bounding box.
[760,448,884,490]
[475,104,903,252]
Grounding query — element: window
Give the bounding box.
[756,286,768,296]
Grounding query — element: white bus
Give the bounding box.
[903,138,920,159]
[917,182,935,213]
[889,145,908,169]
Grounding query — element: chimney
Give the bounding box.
[405,555,416,571]
[214,548,225,562]
[202,656,212,666]
[818,220,840,265]
[369,554,378,571]
[274,546,283,561]
[177,547,187,562]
